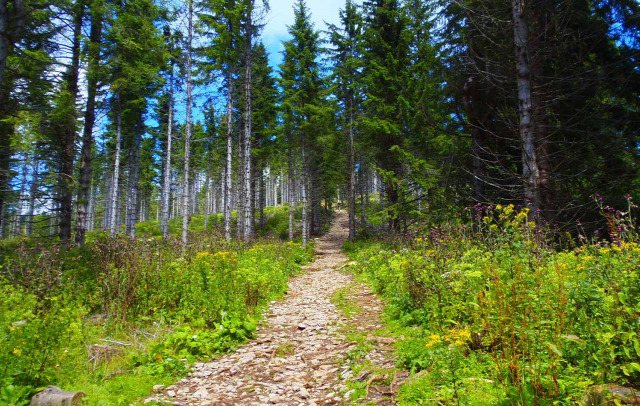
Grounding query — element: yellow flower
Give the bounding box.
[496,204,503,210]
[426,333,442,348]
[12,349,21,355]
[196,252,213,260]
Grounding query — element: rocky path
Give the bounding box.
[145,212,405,406]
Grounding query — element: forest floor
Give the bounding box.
[144,211,407,405]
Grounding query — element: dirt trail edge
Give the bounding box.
[145,211,406,406]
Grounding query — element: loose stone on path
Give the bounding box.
[144,212,402,405]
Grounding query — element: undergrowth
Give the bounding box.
[0,206,313,405]
[345,198,640,405]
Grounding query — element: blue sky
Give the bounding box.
[261,0,364,69]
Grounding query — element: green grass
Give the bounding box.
[0,206,314,406]
[345,205,640,405]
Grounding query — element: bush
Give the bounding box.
[0,208,313,405]
[350,204,640,404]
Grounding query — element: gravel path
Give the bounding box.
[145,212,403,405]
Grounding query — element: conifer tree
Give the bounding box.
[279,0,324,247]
[361,0,410,231]
[328,0,363,242]
[75,0,105,246]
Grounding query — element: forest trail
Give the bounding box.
[145,211,406,405]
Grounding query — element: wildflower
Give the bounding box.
[12,349,21,355]
[426,334,442,348]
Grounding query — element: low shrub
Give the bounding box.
[350,203,640,405]
[0,206,313,405]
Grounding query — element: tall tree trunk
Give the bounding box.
[0,0,8,88]
[463,76,488,202]
[75,7,102,245]
[88,183,94,232]
[109,107,123,236]
[204,175,210,230]
[27,158,38,236]
[58,3,85,242]
[125,131,141,236]
[301,136,308,247]
[288,150,294,241]
[259,166,265,229]
[242,6,253,242]
[530,8,554,223]
[16,159,27,236]
[347,98,356,242]
[182,1,193,246]
[224,70,233,241]
[237,119,245,239]
[161,66,174,237]
[512,0,541,215]
[0,0,25,239]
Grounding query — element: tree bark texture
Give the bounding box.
[161,66,174,237]
[75,7,102,245]
[224,70,233,241]
[58,3,84,242]
[109,107,123,236]
[182,1,193,246]
[512,0,541,215]
[242,5,253,242]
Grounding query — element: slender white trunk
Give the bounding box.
[288,154,294,241]
[301,137,307,247]
[204,175,210,230]
[224,69,234,241]
[347,97,356,242]
[243,5,253,242]
[161,67,174,237]
[27,159,38,236]
[109,107,122,236]
[182,1,193,246]
[213,176,218,214]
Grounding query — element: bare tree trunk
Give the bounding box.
[125,131,141,237]
[237,121,245,239]
[213,176,218,214]
[59,4,85,242]
[88,183,94,232]
[259,167,265,229]
[109,107,123,236]
[0,0,8,88]
[243,6,253,242]
[182,1,194,247]
[530,9,554,223]
[288,152,294,241]
[347,101,356,242]
[16,159,27,236]
[224,70,234,241]
[75,7,102,246]
[276,167,285,206]
[161,66,174,237]
[27,158,38,236]
[360,162,366,227]
[512,0,540,215]
[204,175,210,230]
[301,137,308,247]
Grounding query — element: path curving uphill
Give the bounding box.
[145,211,404,406]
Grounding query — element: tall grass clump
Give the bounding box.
[347,198,640,405]
[0,206,313,405]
